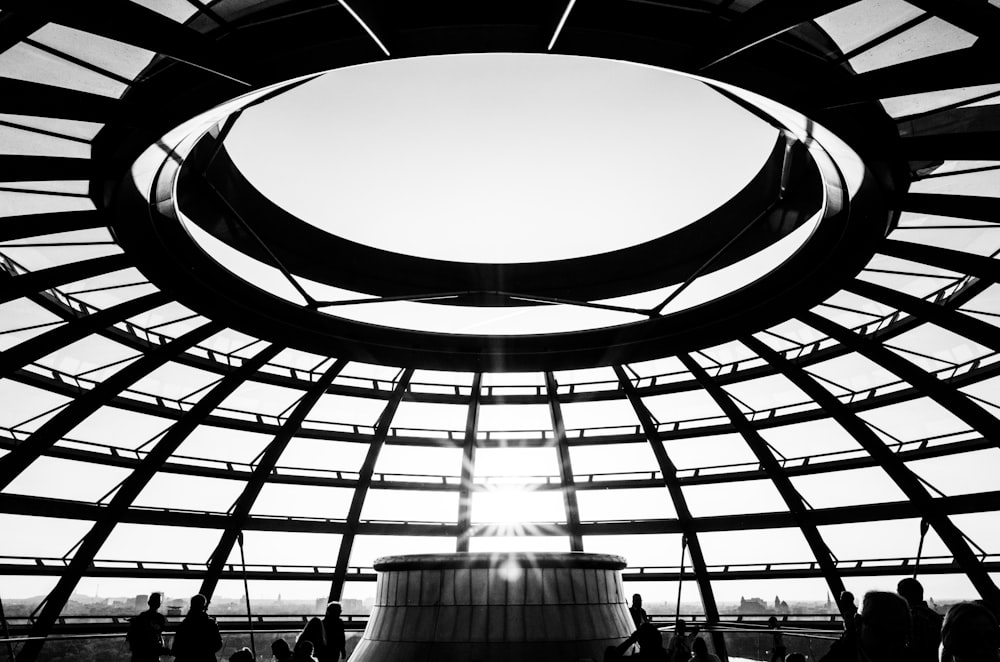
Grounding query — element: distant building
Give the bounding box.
[738,596,769,613]
[342,599,363,614]
[135,595,148,611]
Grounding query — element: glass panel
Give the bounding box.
[473,447,560,481]
[883,87,1000,119]
[960,376,1000,416]
[681,480,787,517]
[583,533,683,568]
[890,213,1000,258]
[390,400,469,434]
[0,42,128,97]
[641,390,727,427]
[470,488,566,523]
[128,362,221,403]
[171,426,272,464]
[129,0,201,23]
[568,442,659,477]
[374,443,463,477]
[886,323,992,372]
[308,393,388,427]
[813,0,923,55]
[790,467,907,508]
[662,434,758,471]
[217,380,305,418]
[213,578,332,603]
[467,535,571,553]
[857,398,972,444]
[224,530,343,567]
[276,438,369,474]
[348,535,454,567]
[0,298,63,350]
[248,484,354,520]
[577,486,676,521]
[98,523,221,563]
[3,456,130,502]
[133,474,245,512]
[67,407,172,450]
[857,253,962,299]
[360,488,458,523]
[804,352,900,395]
[560,398,640,432]
[29,23,155,80]
[818,518,948,560]
[848,18,976,74]
[0,379,71,433]
[0,121,90,158]
[477,404,551,433]
[758,419,865,462]
[910,160,1000,196]
[699,528,816,566]
[906,448,1000,496]
[0,514,93,557]
[722,373,811,414]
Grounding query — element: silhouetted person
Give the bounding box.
[630,594,649,629]
[898,578,942,662]
[323,601,347,661]
[768,615,786,662]
[941,602,1000,662]
[127,592,170,662]
[820,591,911,662]
[298,616,327,662]
[292,640,319,662]
[171,594,222,662]
[691,637,720,662]
[612,623,668,660]
[228,648,253,662]
[272,638,293,662]
[665,619,699,662]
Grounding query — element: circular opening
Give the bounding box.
[223,53,779,263]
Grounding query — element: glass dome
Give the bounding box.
[1,1,999,660]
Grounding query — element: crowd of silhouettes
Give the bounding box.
[606,583,1000,662]
[816,579,1000,662]
[125,582,1000,662]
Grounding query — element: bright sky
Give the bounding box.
[224,53,777,263]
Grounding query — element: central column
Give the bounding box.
[351,552,634,662]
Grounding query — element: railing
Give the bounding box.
[3,554,997,581]
[0,617,847,662]
[0,427,985,489]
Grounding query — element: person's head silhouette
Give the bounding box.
[189,593,208,614]
[148,592,161,610]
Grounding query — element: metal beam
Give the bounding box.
[881,239,999,283]
[900,192,1000,225]
[456,373,482,552]
[0,290,169,381]
[801,310,1000,443]
[695,0,856,70]
[199,358,346,599]
[0,210,106,242]
[0,319,221,490]
[846,279,1000,352]
[12,342,282,662]
[0,253,130,304]
[904,0,1000,42]
[545,372,583,551]
[0,155,90,182]
[8,0,248,86]
[841,45,999,105]
[742,333,1000,606]
[900,130,1000,161]
[615,365,728,660]
[329,370,413,601]
[0,76,119,121]
[679,354,848,611]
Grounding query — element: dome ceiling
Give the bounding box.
[1,1,999,660]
